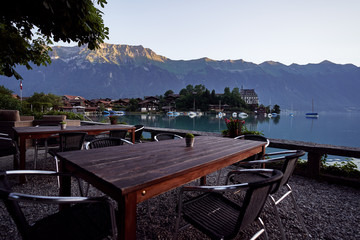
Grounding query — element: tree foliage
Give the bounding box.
[25,92,63,112]
[0,85,21,110]
[0,0,109,80]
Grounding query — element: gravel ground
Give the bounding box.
[0,149,359,240]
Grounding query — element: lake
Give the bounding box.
[93,112,360,169]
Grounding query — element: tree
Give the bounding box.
[0,0,109,80]
[25,92,62,112]
[272,104,281,114]
[164,90,174,97]
[0,85,21,110]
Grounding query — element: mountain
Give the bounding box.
[1,43,360,112]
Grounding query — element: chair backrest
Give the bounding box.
[88,137,130,149]
[109,129,127,139]
[235,134,270,148]
[133,125,144,142]
[278,150,305,189]
[154,133,183,141]
[59,132,87,152]
[0,133,16,157]
[0,171,30,237]
[237,169,283,232]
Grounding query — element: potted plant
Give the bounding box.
[185,133,195,147]
[109,115,118,125]
[224,118,245,138]
[60,121,67,130]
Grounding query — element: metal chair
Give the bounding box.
[174,169,283,240]
[132,125,144,143]
[230,150,308,240]
[49,132,87,186]
[0,170,117,240]
[109,129,128,139]
[87,137,133,150]
[154,133,183,141]
[234,134,270,160]
[0,133,19,169]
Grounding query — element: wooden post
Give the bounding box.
[307,152,322,178]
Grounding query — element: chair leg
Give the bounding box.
[54,156,60,188]
[286,184,310,238]
[251,217,268,240]
[269,195,287,240]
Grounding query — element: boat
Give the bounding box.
[113,111,125,116]
[217,112,223,118]
[306,99,319,118]
[268,113,273,118]
[232,112,238,118]
[102,110,110,115]
[271,113,278,117]
[173,112,180,116]
[166,111,174,117]
[188,111,196,118]
[238,112,248,118]
[306,113,319,118]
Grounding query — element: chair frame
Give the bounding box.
[49,132,87,187]
[154,133,183,141]
[133,125,144,143]
[0,133,19,169]
[235,150,309,240]
[175,169,283,240]
[0,170,117,240]
[86,137,133,150]
[234,134,270,148]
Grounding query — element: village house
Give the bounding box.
[139,96,159,112]
[240,88,259,106]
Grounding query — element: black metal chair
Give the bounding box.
[87,137,133,149]
[49,132,87,186]
[0,170,117,240]
[132,125,144,143]
[0,133,19,169]
[175,169,283,240]
[109,129,128,139]
[234,134,270,160]
[230,150,308,240]
[154,133,183,141]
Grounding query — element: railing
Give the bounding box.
[80,122,360,187]
[142,126,360,187]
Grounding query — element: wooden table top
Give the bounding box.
[56,136,265,202]
[13,124,135,135]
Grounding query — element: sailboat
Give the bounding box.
[306,99,319,118]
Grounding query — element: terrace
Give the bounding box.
[1,124,359,239]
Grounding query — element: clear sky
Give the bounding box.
[73,0,360,66]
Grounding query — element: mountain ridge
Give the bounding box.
[1,43,360,112]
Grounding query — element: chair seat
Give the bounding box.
[182,192,242,239]
[29,202,112,240]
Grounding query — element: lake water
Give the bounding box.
[93,112,360,168]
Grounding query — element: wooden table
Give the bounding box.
[13,124,136,173]
[56,136,266,240]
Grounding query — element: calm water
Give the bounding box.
[94,112,360,168]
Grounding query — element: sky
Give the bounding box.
[70,0,360,66]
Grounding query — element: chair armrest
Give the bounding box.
[264,150,297,157]
[5,170,86,196]
[120,138,133,145]
[7,193,118,239]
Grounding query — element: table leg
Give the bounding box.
[118,192,137,240]
[200,176,207,185]
[131,129,135,144]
